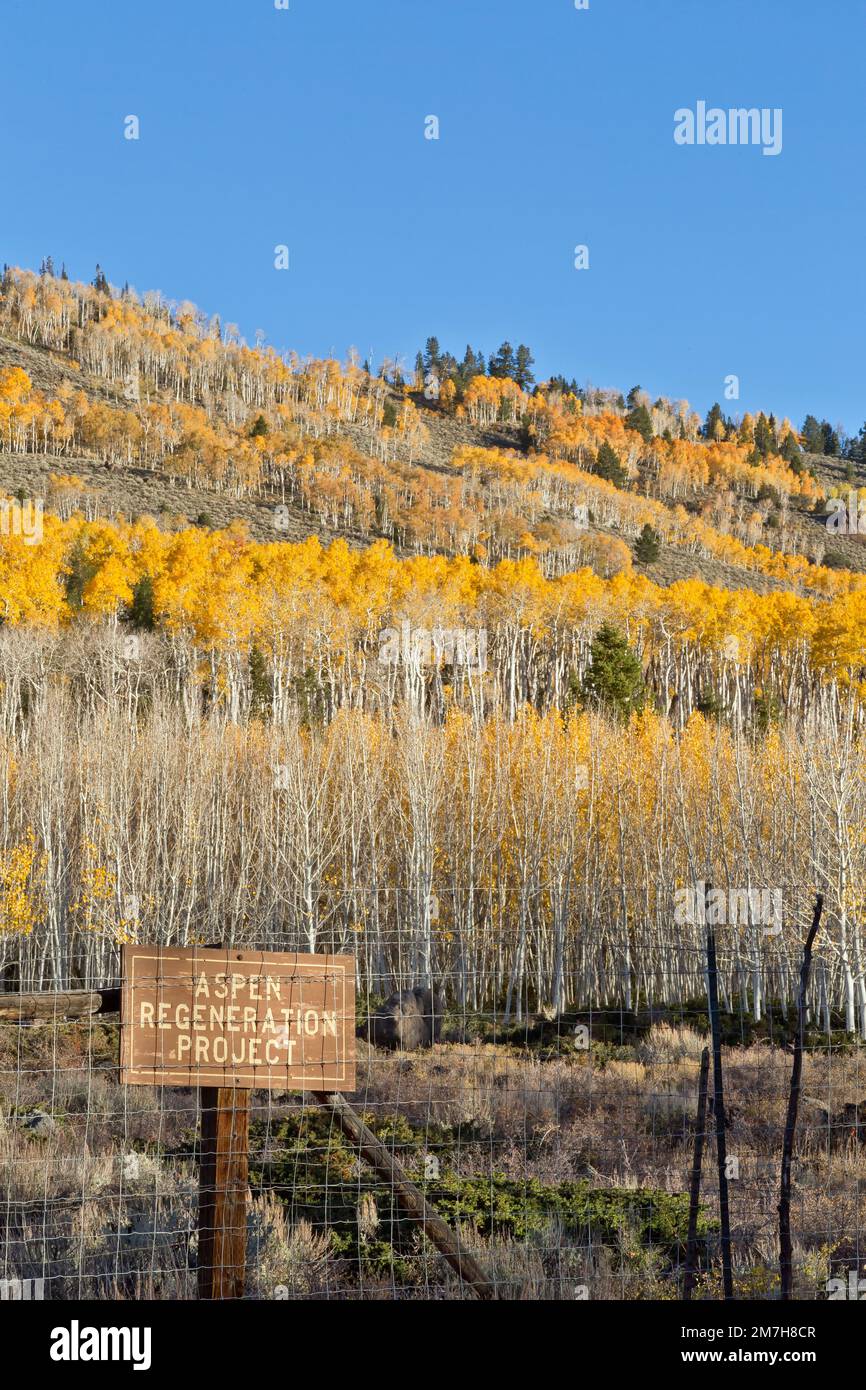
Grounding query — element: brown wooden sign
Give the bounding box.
[120,945,355,1091]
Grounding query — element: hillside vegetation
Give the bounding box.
[0,264,865,1034]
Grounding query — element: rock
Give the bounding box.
[804,1099,866,1146]
[20,1110,55,1136]
[123,1205,193,1251]
[839,1102,866,1141]
[363,987,446,1051]
[121,1151,142,1181]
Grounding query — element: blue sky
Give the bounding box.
[1,0,864,431]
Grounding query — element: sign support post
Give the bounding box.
[198,1086,250,1300]
[121,944,355,1301]
[119,945,500,1299]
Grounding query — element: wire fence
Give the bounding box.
[1,940,865,1302]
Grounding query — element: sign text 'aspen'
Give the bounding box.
[120,946,355,1090]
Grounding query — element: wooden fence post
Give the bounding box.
[198,1087,251,1300]
[682,1044,710,1300]
[779,894,824,1301]
[705,902,734,1300]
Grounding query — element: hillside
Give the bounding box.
[3,267,866,1316]
[1,263,866,750]
[2,266,865,598]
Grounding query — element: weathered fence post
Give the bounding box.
[779,893,824,1301]
[682,1044,710,1300]
[198,1086,251,1300]
[705,898,733,1300]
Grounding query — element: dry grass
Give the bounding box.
[637,1022,707,1066]
[2,1021,865,1300]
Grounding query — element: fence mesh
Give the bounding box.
[2,939,864,1302]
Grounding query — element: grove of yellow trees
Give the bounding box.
[0,515,864,729]
[1,694,865,1037]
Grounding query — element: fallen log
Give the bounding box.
[313,1089,506,1300]
[0,987,121,1021]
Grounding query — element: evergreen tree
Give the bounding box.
[800,415,824,454]
[767,413,779,451]
[757,483,781,507]
[459,345,477,380]
[753,692,782,736]
[704,402,724,439]
[754,412,774,456]
[582,624,646,720]
[423,337,441,376]
[547,374,582,399]
[822,421,840,456]
[128,575,155,631]
[634,523,661,563]
[63,537,98,611]
[626,403,654,442]
[457,345,487,387]
[249,645,272,720]
[514,344,535,390]
[595,440,627,487]
[489,340,516,379]
[696,687,725,722]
